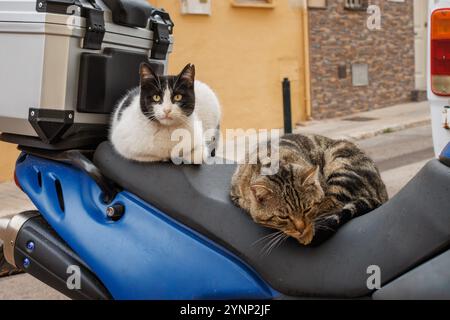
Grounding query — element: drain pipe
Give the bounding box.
[283,78,293,134]
[301,0,312,120]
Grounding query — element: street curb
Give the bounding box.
[345,118,431,141]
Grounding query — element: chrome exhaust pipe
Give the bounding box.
[0,216,9,242]
[1,211,111,299]
[0,211,39,267]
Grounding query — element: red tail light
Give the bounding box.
[431,9,450,96]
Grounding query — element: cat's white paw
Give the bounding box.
[185,145,205,165]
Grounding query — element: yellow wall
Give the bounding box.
[0,1,309,180]
[0,142,19,182]
[150,0,309,130]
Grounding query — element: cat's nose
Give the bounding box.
[294,219,306,232]
[163,108,172,115]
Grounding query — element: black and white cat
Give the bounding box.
[110,63,221,163]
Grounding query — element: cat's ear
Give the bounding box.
[140,63,157,82]
[302,166,320,186]
[178,63,195,86]
[250,183,274,203]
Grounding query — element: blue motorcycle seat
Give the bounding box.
[94,142,450,298]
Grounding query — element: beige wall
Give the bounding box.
[150,0,309,130]
[0,142,19,182]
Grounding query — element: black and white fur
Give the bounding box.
[110,63,221,163]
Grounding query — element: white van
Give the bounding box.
[429,0,450,155]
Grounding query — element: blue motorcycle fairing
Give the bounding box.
[15,154,279,300]
[440,142,450,164]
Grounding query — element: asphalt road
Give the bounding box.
[357,125,434,172]
[0,125,435,300]
[356,125,434,197]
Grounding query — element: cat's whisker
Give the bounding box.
[314,224,335,232]
[178,116,193,126]
[314,215,335,222]
[266,234,288,256]
[260,232,287,257]
[269,234,290,255]
[278,234,290,248]
[260,235,279,256]
[252,231,283,247]
[253,231,281,245]
[313,217,338,226]
[142,111,157,123]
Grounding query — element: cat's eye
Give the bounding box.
[174,94,183,102]
[152,95,161,102]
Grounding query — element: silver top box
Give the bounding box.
[0,0,173,149]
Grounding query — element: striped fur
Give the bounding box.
[230,133,388,247]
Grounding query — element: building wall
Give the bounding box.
[150,0,310,130]
[0,142,19,182]
[0,1,310,181]
[308,0,415,119]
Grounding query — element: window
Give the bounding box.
[344,0,369,11]
[352,63,369,87]
[181,0,211,15]
[231,0,275,9]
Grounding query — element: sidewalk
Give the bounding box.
[0,182,35,218]
[296,101,430,141]
[218,100,430,161]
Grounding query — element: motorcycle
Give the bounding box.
[1,141,450,300]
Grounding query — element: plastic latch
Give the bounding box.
[149,9,174,60]
[83,6,105,50]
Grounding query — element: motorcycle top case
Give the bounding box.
[0,0,173,150]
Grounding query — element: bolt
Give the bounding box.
[38,2,43,9]
[30,111,35,117]
[68,113,73,119]
[106,206,115,217]
[106,204,125,221]
[26,241,35,252]
[23,258,31,269]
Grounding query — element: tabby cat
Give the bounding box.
[230,133,388,247]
